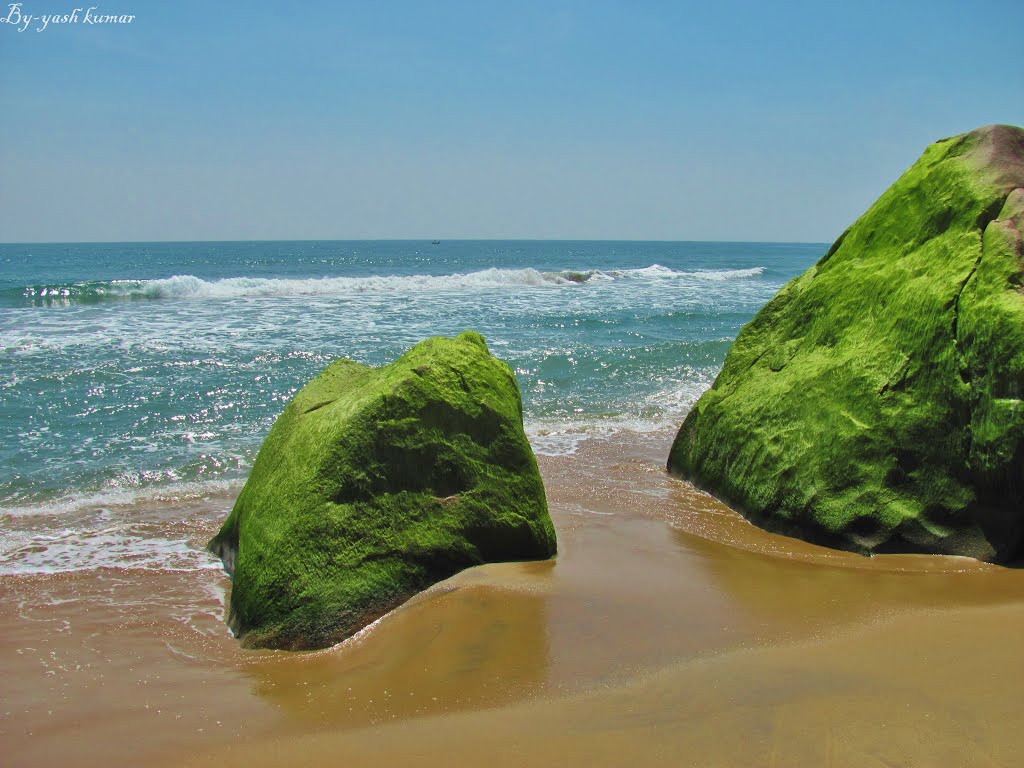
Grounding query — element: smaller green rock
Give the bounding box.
[209,331,556,650]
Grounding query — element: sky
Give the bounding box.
[0,0,1022,243]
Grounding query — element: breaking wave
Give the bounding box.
[14,265,766,304]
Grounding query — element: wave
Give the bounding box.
[0,525,223,576]
[13,265,766,304]
[526,379,715,457]
[0,479,237,575]
[0,478,242,519]
[603,265,765,281]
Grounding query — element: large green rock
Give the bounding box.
[668,124,1024,562]
[210,331,557,649]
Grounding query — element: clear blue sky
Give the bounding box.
[1,0,1021,242]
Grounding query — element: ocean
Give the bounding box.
[0,240,822,575]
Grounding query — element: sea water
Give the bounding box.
[0,240,822,574]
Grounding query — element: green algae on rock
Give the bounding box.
[668,124,1024,562]
[209,331,556,650]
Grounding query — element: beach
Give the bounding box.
[3,241,1023,765]
[5,429,1024,767]
[5,0,1021,761]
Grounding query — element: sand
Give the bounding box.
[3,432,1023,767]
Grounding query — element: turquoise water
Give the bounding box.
[0,240,822,572]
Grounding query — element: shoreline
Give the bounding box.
[4,429,1024,766]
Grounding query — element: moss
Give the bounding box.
[668,125,1024,562]
[210,331,556,650]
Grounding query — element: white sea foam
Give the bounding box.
[528,418,675,457]
[525,370,716,456]
[0,478,242,518]
[0,477,231,574]
[0,525,222,576]
[19,264,766,303]
[604,265,764,281]
[684,266,765,280]
[138,269,565,298]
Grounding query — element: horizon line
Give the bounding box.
[0,237,832,246]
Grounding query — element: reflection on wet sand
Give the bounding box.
[241,563,553,726]
[671,486,1024,634]
[198,603,1023,768]
[4,431,1024,767]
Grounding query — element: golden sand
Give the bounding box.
[4,433,1023,767]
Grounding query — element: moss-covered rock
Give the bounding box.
[210,331,556,649]
[668,124,1024,562]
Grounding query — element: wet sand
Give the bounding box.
[4,432,1024,767]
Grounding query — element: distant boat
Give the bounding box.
[431,240,441,245]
